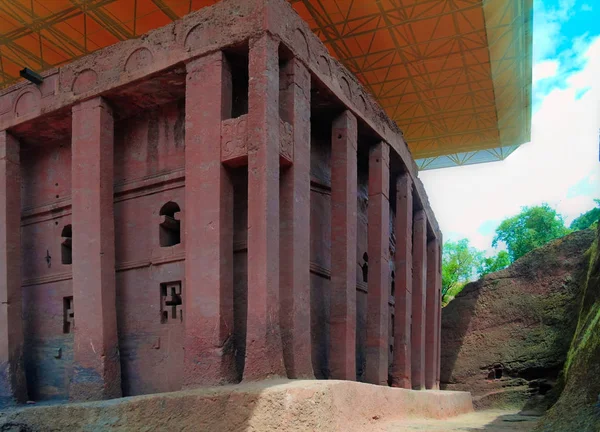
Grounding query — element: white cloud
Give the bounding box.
[533,60,560,83]
[419,36,600,254]
[566,36,600,89]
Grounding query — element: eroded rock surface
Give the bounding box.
[441,229,596,412]
[536,226,600,431]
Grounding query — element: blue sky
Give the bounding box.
[419,0,600,254]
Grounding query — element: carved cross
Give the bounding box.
[161,282,182,322]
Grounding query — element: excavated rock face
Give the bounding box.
[537,225,600,432]
[441,229,596,411]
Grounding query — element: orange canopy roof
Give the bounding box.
[0,0,532,169]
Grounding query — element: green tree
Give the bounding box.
[570,199,600,231]
[492,204,570,262]
[477,250,511,277]
[442,239,483,298]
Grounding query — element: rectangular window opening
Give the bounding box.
[225,48,249,120]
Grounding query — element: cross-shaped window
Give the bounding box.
[160,282,183,323]
[63,296,74,333]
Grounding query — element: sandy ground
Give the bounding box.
[381,410,540,431]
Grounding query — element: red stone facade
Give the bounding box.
[0,0,442,404]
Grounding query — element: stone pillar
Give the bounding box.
[244,34,286,380]
[183,52,236,387]
[411,210,427,390]
[0,131,27,406]
[71,98,121,401]
[279,58,314,379]
[365,142,390,385]
[425,237,440,389]
[329,110,358,381]
[390,173,412,389]
[436,241,442,389]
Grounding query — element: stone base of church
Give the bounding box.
[0,380,472,431]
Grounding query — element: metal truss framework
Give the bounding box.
[0,0,532,169]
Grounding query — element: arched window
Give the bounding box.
[159,202,181,247]
[61,225,72,265]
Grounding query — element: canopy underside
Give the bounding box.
[0,0,532,169]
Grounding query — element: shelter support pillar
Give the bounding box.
[329,110,358,381]
[390,173,413,389]
[70,97,121,401]
[279,58,314,379]
[411,210,427,390]
[244,34,286,380]
[0,131,27,406]
[425,237,440,389]
[183,52,236,386]
[365,142,390,385]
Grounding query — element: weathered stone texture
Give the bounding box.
[442,229,596,411]
[184,52,236,387]
[70,98,121,401]
[537,226,600,432]
[411,211,428,390]
[0,380,474,431]
[0,132,27,406]
[329,111,358,381]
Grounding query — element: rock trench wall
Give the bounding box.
[536,225,600,431]
[441,229,596,413]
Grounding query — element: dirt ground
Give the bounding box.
[381,410,540,431]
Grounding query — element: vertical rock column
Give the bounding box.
[0,131,27,406]
[244,34,286,380]
[411,210,427,390]
[390,173,413,389]
[71,98,121,401]
[425,237,440,389]
[183,52,237,386]
[365,142,390,385]
[329,110,358,380]
[279,58,314,379]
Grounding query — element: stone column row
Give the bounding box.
[388,173,442,391]
[326,119,444,389]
